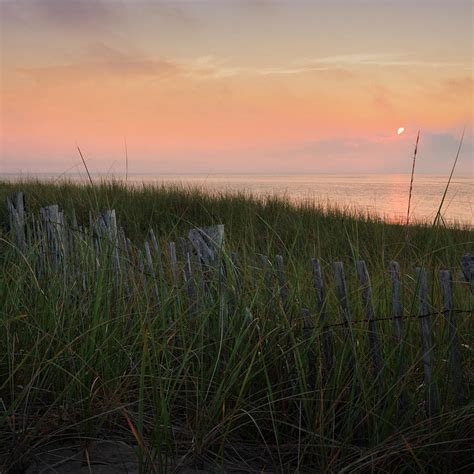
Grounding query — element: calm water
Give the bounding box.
[2,173,473,226]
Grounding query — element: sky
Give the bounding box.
[1,0,473,175]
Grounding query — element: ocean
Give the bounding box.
[2,173,472,226]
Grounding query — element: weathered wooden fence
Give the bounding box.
[4,192,473,413]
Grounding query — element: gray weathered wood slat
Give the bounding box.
[67,224,76,266]
[32,213,45,276]
[29,213,38,272]
[169,242,178,288]
[333,262,352,327]
[301,307,311,331]
[7,192,27,252]
[389,261,403,341]
[100,210,121,282]
[118,226,131,301]
[144,240,160,307]
[333,262,358,373]
[188,225,224,267]
[416,267,439,416]
[12,192,26,248]
[138,249,148,300]
[150,229,168,298]
[71,207,78,230]
[58,210,66,257]
[95,240,102,271]
[6,192,21,231]
[389,261,408,409]
[460,254,474,291]
[440,269,466,406]
[356,260,383,385]
[183,249,197,315]
[333,261,364,443]
[40,204,62,272]
[193,250,208,296]
[260,254,274,300]
[312,258,334,372]
[189,225,226,296]
[125,237,133,264]
[301,307,316,388]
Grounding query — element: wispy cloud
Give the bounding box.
[17,57,183,85]
[15,49,354,83]
[180,56,353,79]
[298,53,471,69]
[185,53,472,79]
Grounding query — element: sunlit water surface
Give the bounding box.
[2,173,473,226]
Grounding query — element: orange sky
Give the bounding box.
[1,1,472,174]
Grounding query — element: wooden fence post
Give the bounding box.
[188,225,225,268]
[188,225,226,296]
[333,262,357,369]
[260,254,274,301]
[144,240,161,307]
[416,267,439,416]
[460,254,474,292]
[389,261,403,341]
[440,269,466,405]
[40,204,63,272]
[333,261,364,443]
[301,308,316,388]
[34,214,46,277]
[389,261,408,408]
[333,262,352,328]
[169,242,179,288]
[312,259,334,373]
[118,226,131,302]
[356,260,383,388]
[98,210,121,286]
[150,229,168,299]
[7,192,27,252]
[138,249,149,303]
[183,248,197,315]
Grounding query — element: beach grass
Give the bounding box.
[0,179,472,472]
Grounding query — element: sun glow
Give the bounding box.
[397,127,405,136]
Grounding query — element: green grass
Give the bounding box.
[0,179,473,472]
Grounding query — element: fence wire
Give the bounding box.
[303,309,473,330]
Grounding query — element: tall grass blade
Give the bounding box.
[406,130,420,228]
[432,127,465,227]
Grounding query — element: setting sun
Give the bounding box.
[397,127,405,136]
